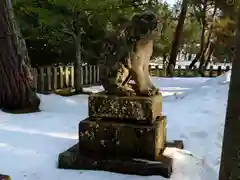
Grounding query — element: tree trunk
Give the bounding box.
[189,51,202,69]
[162,54,167,76]
[74,31,83,93]
[218,11,240,180]
[167,0,188,76]
[189,19,207,69]
[198,37,213,76]
[200,1,207,51]
[0,0,40,112]
[203,32,217,69]
[203,41,215,69]
[198,1,207,71]
[189,46,205,71]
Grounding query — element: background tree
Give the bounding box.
[12,0,237,78]
[188,0,217,70]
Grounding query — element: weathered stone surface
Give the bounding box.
[0,174,10,180]
[58,144,173,178]
[78,116,166,161]
[88,92,162,123]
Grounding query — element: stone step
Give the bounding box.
[78,116,166,161]
[88,92,162,124]
[58,143,174,178]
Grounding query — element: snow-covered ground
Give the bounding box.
[0,71,231,180]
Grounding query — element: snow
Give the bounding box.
[0,71,231,180]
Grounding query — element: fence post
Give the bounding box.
[59,66,64,89]
[177,65,181,77]
[226,66,230,72]
[70,66,74,88]
[148,65,152,76]
[53,67,58,90]
[40,67,45,92]
[65,66,70,87]
[31,68,36,92]
[89,65,93,85]
[80,66,83,86]
[32,68,38,91]
[183,65,188,76]
[154,65,159,77]
[217,66,222,76]
[84,65,88,85]
[92,66,96,84]
[47,67,52,91]
[96,66,100,84]
[209,65,213,77]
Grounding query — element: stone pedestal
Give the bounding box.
[58,92,184,178]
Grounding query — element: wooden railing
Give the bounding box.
[31,64,231,93]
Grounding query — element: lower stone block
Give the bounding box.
[58,144,173,178]
[0,174,10,180]
[78,116,166,161]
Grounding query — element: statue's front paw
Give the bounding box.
[121,90,136,96]
[147,86,160,96]
[151,85,160,95]
[147,88,155,96]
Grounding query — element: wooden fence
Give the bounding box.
[31,65,231,93]
[31,65,100,93]
[150,65,231,77]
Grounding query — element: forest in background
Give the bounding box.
[13,0,238,70]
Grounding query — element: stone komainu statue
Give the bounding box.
[99,11,160,96]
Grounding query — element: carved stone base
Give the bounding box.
[78,116,166,161]
[58,140,184,178]
[88,92,162,123]
[0,174,10,180]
